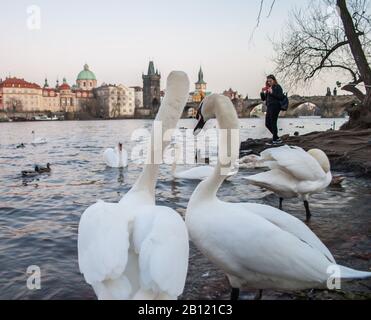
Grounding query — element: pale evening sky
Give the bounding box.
[0,0,348,97]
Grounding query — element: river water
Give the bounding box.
[0,118,370,300]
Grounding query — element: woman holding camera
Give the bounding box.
[261,75,285,145]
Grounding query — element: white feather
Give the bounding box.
[78,71,190,300]
[104,147,128,168]
[186,94,371,295]
[245,146,332,200]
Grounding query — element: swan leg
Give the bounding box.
[254,290,263,300]
[230,288,240,300]
[304,200,311,221]
[279,198,284,210]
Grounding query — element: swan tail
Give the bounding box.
[338,265,371,280]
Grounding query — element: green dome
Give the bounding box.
[77,64,96,81]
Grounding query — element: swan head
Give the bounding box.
[307,149,331,173]
[194,94,235,136]
[155,71,190,132]
[162,71,190,108]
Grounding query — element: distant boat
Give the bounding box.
[33,115,49,121]
[33,115,59,121]
[298,116,322,119]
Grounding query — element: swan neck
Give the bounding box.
[129,96,185,199]
[192,99,240,201]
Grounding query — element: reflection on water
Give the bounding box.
[0,118,370,300]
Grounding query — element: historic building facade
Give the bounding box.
[192,67,208,103]
[130,86,144,109]
[185,67,212,118]
[0,78,43,112]
[95,84,135,118]
[223,88,239,100]
[76,64,97,90]
[142,61,161,116]
[0,64,97,113]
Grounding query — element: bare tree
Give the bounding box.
[336,0,371,128]
[272,0,371,128]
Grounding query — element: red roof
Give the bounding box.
[0,77,41,89]
[59,83,71,90]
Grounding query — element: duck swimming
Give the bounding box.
[22,163,51,177]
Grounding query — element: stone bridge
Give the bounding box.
[240,95,359,118]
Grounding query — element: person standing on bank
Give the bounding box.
[261,75,285,145]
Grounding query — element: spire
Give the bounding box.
[199,67,203,81]
[63,77,67,83]
[56,79,59,88]
[196,66,206,85]
[148,61,155,76]
[84,64,89,71]
[44,78,49,88]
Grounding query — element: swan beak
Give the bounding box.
[194,102,206,136]
[194,115,206,136]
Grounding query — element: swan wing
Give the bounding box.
[244,169,298,196]
[261,146,326,181]
[199,203,334,285]
[104,148,118,167]
[78,201,131,286]
[240,203,335,263]
[133,206,189,298]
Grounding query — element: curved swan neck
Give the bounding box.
[191,97,240,201]
[128,72,189,201]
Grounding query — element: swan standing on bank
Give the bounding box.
[171,144,214,180]
[186,94,371,300]
[104,143,128,168]
[31,130,47,145]
[78,71,190,300]
[244,146,332,221]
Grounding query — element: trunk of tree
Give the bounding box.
[337,0,371,129]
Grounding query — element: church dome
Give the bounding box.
[77,64,96,81]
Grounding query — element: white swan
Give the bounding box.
[78,71,190,300]
[104,143,128,168]
[31,130,47,145]
[186,94,371,300]
[171,144,214,180]
[244,145,332,220]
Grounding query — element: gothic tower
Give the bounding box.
[193,67,207,103]
[142,61,161,116]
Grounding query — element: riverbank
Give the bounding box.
[240,129,371,177]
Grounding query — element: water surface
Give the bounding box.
[0,118,369,300]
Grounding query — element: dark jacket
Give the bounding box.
[261,84,284,108]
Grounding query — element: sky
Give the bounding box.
[0,0,351,97]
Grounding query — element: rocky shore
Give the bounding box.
[240,129,371,177]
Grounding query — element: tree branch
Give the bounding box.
[341,84,365,101]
